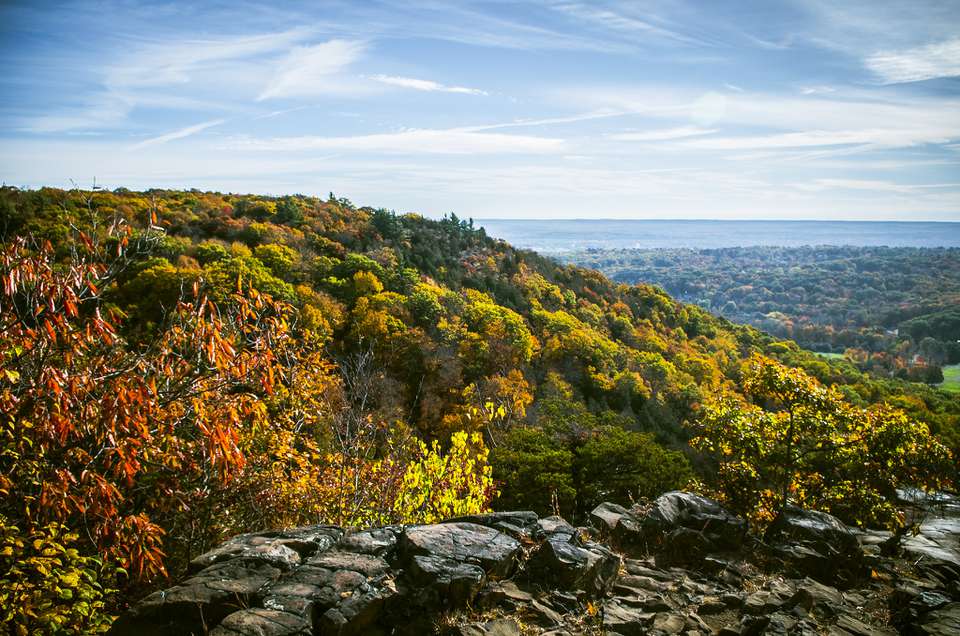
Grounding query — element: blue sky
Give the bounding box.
[1,1,959,220]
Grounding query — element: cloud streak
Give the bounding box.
[368,75,487,95]
[131,119,225,149]
[608,126,716,142]
[228,127,564,154]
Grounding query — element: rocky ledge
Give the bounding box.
[111,491,960,635]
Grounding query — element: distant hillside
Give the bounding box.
[564,245,960,380]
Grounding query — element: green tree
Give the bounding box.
[692,354,953,527]
[254,243,299,278]
[576,427,693,512]
[491,427,576,517]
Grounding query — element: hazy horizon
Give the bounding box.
[2,1,959,220]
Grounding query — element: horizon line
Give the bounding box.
[475,217,960,223]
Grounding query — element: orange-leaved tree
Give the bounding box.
[0,224,293,628]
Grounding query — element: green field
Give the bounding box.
[814,351,845,360]
[940,364,960,392]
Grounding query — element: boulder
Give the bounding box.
[109,560,282,635]
[525,532,621,596]
[590,501,630,532]
[405,554,486,608]
[766,506,865,587]
[912,602,960,636]
[445,618,521,636]
[210,608,311,636]
[260,565,367,617]
[339,528,399,556]
[444,511,539,540]
[398,522,521,579]
[316,582,395,636]
[189,526,342,573]
[606,491,746,562]
[602,599,653,635]
[786,578,843,617]
[306,550,390,577]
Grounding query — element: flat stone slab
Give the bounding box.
[400,522,520,578]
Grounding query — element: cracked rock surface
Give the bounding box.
[110,490,960,635]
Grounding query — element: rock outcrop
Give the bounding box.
[111,491,960,635]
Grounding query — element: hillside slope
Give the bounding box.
[1,187,957,624]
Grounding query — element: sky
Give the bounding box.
[1,1,959,220]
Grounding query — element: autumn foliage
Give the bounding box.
[0,186,956,632]
[0,215,494,631]
[691,354,953,528]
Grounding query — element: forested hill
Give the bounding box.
[1,186,957,628]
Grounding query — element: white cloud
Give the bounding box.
[228,127,564,154]
[368,75,487,95]
[258,40,367,100]
[797,178,960,194]
[865,38,960,84]
[607,126,716,142]
[800,85,836,95]
[130,119,226,149]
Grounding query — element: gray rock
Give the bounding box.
[190,526,341,573]
[478,579,533,610]
[210,609,311,636]
[742,590,782,615]
[447,618,521,636]
[399,522,520,578]
[526,531,621,596]
[307,551,390,577]
[406,554,486,608]
[524,599,564,627]
[603,600,654,635]
[339,528,398,556]
[591,502,630,532]
[913,602,960,636]
[443,511,539,540]
[260,565,366,617]
[109,560,282,635]
[831,613,896,636]
[617,491,747,562]
[786,578,843,616]
[698,596,728,615]
[766,506,865,587]
[651,612,685,634]
[316,581,395,636]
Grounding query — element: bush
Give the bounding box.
[0,519,117,634]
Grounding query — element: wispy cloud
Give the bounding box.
[258,39,367,100]
[798,178,960,194]
[549,2,707,46]
[131,119,225,149]
[865,38,960,83]
[679,127,957,153]
[608,126,716,142]
[368,75,487,95]
[228,127,564,154]
[107,28,313,89]
[476,110,630,131]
